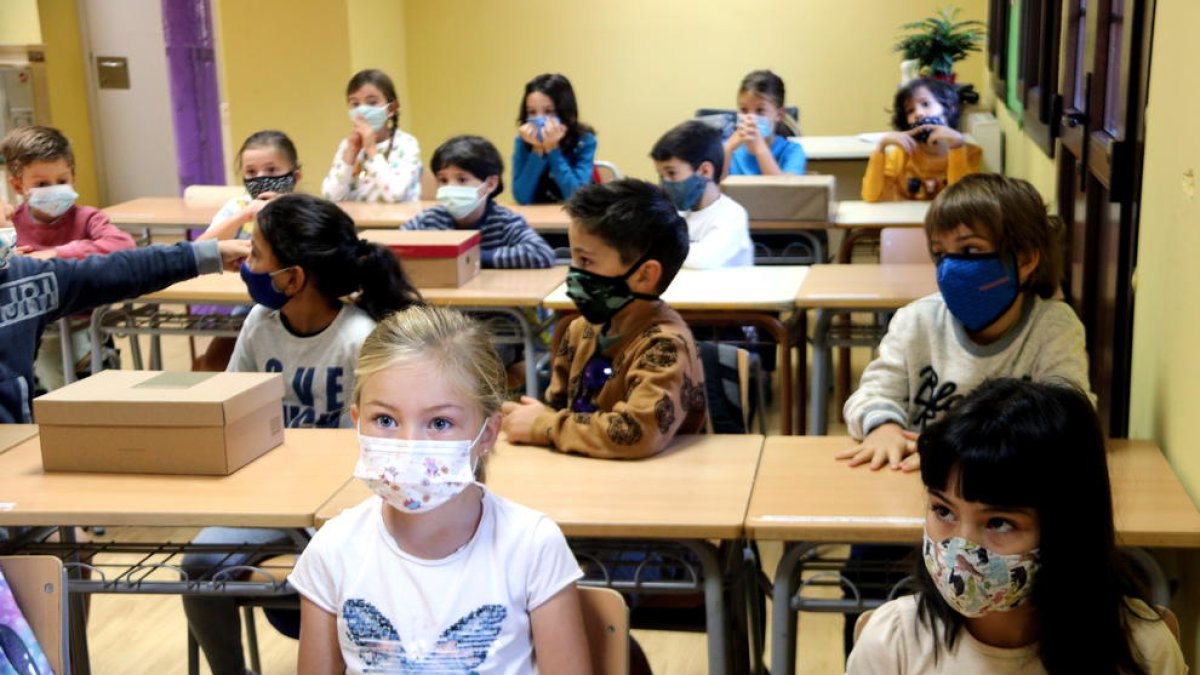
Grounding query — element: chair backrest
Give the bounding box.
[853,608,875,645]
[699,341,765,434]
[592,160,622,184]
[880,227,930,264]
[183,184,245,203]
[578,586,628,675]
[0,555,67,675]
[694,107,802,139]
[420,167,438,200]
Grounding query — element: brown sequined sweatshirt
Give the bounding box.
[532,299,708,459]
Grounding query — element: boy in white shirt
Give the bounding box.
[651,121,753,269]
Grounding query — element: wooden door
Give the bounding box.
[1055,0,1152,436]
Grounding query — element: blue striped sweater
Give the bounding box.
[403,201,556,269]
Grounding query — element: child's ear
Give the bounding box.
[1017,249,1041,284]
[478,412,502,453]
[482,175,499,194]
[699,161,719,180]
[630,259,663,295]
[283,266,307,295]
[349,405,360,426]
[9,176,25,197]
[292,168,303,183]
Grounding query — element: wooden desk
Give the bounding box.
[794,264,937,434]
[833,200,929,228]
[796,135,877,161]
[747,436,1200,675]
[0,429,356,528]
[316,434,762,675]
[0,424,38,455]
[546,266,809,435]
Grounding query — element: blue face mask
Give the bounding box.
[754,114,775,139]
[660,174,709,211]
[526,115,559,142]
[936,253,1020,332]
[349,104,390,132]
[240,261,294,310]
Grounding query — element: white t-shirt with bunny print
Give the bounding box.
[322,128,422,203]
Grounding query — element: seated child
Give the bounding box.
[0,228,249,423]
[322,69,421,203]
[291,305,589,673]
[652,120,752,269]
[2,125,136,389]
[848,378,1186,674]
[405,135,555,269]
[862,77,982,202]
[512,73,597,204]
[724,70,806,177]
[501,179,707,458]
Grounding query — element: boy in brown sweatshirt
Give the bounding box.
[502,179,707,458]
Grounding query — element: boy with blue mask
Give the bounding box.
[501,179,707,459]
[651,121,753,269]
[404,135,555,269]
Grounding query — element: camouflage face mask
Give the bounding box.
[566,251,658,326]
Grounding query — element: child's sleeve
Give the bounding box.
[778,139,807,175]
[226,307,261,373]
[488,212,555,269]
[683,206,751,270]
[55,209,136,258]
[287,532,339,615]
[47,240,221,321]
[542,322,576,411]
[947,142,983,185]
[860,146,909,202]
[844,305,915,439]
[533,332,696,459]
[321,138,355,201]
[545,133,596,200]
[363,132,422,203]
[1031,301,1097,406]
[844,599,908,674]
[524,517,583,611]
[512,136,543,205]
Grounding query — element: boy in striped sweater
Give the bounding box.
[404,135,555,269]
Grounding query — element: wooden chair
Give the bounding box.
[0,555,68,675]
[579,586,629,675]
[183,184,245,203]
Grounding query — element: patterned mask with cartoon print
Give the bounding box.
[923,529,1040,617]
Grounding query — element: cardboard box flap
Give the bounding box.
[720,174,836,221]
[33,370,284,428]
[361,229,482,258]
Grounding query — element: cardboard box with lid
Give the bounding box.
[720,174,836,222]
[34,370,284,475]
[361,229,481,288]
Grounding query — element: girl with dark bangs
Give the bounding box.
[848,378,1186,674]
[512,73,597,204]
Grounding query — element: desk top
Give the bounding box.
[795,264,937,310]
[316,435,764,539]
[543,266,809,312]
[0,425,38,455]
[0,429,357,528]
[833,200,930,228]
[745,437,1200,547]
[140,268,566,309]
[104,197,570,232]
[796,135,879,161]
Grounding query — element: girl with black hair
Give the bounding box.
[862,77,982,202]
[183,193,421,675]
[848,378,1186,674]
[322,69,422,203]
[512,73,597,204]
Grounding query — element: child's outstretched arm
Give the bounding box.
[53,210,135,258]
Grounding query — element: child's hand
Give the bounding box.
[879,132,917,155]
[518,123,544,152]
[737,114,766,151]
[216,239,252,272]
[14,245,34,255]
[541,118,566,151]
[342,128,364,163]
[500,395,548,444]
[28,249,55,260]
[923,126,965,149]
[353,117,378,157]
[834,423,918,471]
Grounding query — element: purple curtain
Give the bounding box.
[161,0,224,193]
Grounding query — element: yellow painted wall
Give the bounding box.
[346,0,411,130]
[994,104,1057,205]
[0,0,42,45]
[213,0,353,195]
[36,0,100,206]
[402,0,987,197]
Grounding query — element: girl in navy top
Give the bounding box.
[512,73,596,204]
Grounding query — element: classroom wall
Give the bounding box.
[401,0,987,196]
[36,0,100,207]
[346,0,412,131]
[212,0,354,195]
[0,0,42,45]
[994,104,1057,205]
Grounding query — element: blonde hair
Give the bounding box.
[353,305,507,419]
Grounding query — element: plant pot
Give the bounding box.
[932,72,957,84]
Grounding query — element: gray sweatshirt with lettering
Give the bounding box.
[0,241,222,423]
[844,293,1093,439]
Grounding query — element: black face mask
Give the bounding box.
[244,172,297,199]
[909,115,948,144]
[565,252,658,326]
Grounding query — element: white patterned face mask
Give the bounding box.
[922,528,1040,617]
[353,422,488,514]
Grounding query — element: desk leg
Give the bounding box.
[58,318,77,386]
[809,310,834,435]
[59,527,92,675]
[677,540,732,675]
[89,308,106,376]
[770,543,818,675]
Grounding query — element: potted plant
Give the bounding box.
[894,7,984,103]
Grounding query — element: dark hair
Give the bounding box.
[925,174,1064,298]
[737,70,796,137]
[346,69,401,160]
[237,130,299,172]
[516,73,594,155]
[916,378,1156,675]
[256,194,421,321]
[650,120,725,180]
[891,77,962,131]
[430,135,505,199]
[564,179,688,293]
[1,125,74,177]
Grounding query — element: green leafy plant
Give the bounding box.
[894,7,984,78]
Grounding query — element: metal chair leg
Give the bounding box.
[243,605,262,674]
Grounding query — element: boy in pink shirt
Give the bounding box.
[2,125,135,389]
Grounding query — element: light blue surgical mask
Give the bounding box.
[436,184,488,220]
[754,114,776,139]
[27,184,78,221]
[349,103,391,132]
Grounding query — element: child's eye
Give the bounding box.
[931,504,955,522]
[429,417,454,432]
[372,414,398,429]
[987,518,1015,533]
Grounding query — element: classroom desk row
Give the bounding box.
[88,264,939,435]
[1,428,1197,674]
